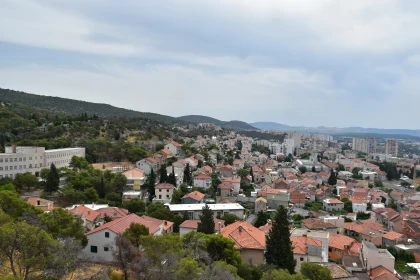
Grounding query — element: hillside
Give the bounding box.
[0,88,183,126]
[178,115,258,131]
[251,121,420,138]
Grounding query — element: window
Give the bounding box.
[90,246,98,253]
[167,189,169,192]
[105,232,110,238]
[104,247,109,252]
[5,159,8,162]
[166,195,169,198]
[300,257,304,261]
[159,195,162,199]
[329,248,332,252]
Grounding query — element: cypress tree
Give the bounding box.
[265,205,296,274]
[183,163,191,184]
[312,166,316,172]
[197,204,215,234]
[168,166,177,186]
[159,164,168,183]
[45,163,60,193]
[254,211,268,228]
[147,169,156,201]
[250,166,255,182]
[328,169,337,186]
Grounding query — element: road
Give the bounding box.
[383,180,417,193]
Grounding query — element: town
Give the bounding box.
[1,118,420,280]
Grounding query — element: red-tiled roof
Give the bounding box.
[369,266,398,280]
[180,218,225,232]
[123,168,145,178]
[194,174,211,180]
[222,177,241,183]
[382,231,403,241]
[291,236,322,255]
[27,197,54,208]
[218,183,233,190]
[97,207,129,220]
[86,214,161,235]
[302,218,337,230]
[221,221,266,250]
[182,191,205,201]
[68,205,99,222]
[155,183,175,189]
[329,232,356,250]
[169,141,182,147]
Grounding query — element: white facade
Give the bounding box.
[0,146,85,179]
[164,142,180,156]
[353,203,367,213]
[360,241,395,273]
[82,229,117,262]
[193,177,211,189]
[359,170,378,180]
[291,229,329,263]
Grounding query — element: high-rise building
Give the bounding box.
[385,140,398,157]
[352,137,376,154]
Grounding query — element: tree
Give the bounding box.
[168,166,177,186]
[112,173,127,194]
[112,235,140,280]
[265,205,296,274]
[145,169,156,201]
[328,169,337,186]
[45,163,60,193]
[221,213,240,226]
[312,166,316,172]
[39,208,88,247]
[261,269,307,280]
[211,172,221,191]
[0,190,39,219]
[301,263,333,280]
[341,198,353,213]
[40,168,50,181]
[122,198,146,214]
[14,172,39,191]
[159,164,168,183]
[254,211,269,228]
[0,221,62,280]
[183,163,192,184]
[205,234,242,266]
[250,166,255,182]
[237,169,249,178]
[299,166,307,174]
[175,257,203,280]
[197,204,215,234]
[83,187,99,202]
[69,156,89,171]
[123,223,150,248]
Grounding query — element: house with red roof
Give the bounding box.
[26,197,54,212]
[82,213,173,262]
[382,231,406,247]
[96,207,129,221]
[193,174,211,189]
[123,168,145,191]
[153,183,175,204]
[328,232,360,261]
[179,218,225,237]
[291,236,322,272]
[164,141,182,156]
[181,191,205,204]
[221,221,266,265]
[68,205,101,231]
[221,177,241,194]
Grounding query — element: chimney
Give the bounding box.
[164,221,167,225]
[239,222,243,232]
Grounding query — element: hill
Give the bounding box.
[0,88,183,126]
[178,115,258,131]
[251,121,420,138]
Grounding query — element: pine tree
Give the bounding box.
[97,176,106,198]
[265,205,296,274]
[159,164,168,183]
[168,166,177,186]
[45,164,60,193]
[183,164,191,184]
[328,169,337,186]
[197,204,215,234]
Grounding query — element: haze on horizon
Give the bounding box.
[1,1,420,130]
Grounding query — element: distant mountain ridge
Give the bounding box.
[178,115,258,131]
[251,122,420,138]
[0,88,184,126]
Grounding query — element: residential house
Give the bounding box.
[359,241,395,277]
[290,190,308,207]
[328,232,360,261]
[251,166,264,183]
[164,141,182,156]
[344,220,385,244]
[153,183,175,204]
[290,229,329,263]
[179,218,225,237]
[219,165,234,178]
[403,220,420,244]
[26,197,54,212]
[181,191,205,204]
[123,168,145,191]
[291,236,323,272]
[255,197,267,213]
[257,188,289,209]
[323,198,344,212]
[96,207,128,221]
[273,178,290,189]
[382,231,407,247]
[68,205,101,231]
[136,157,158,174]
[301,218,338,234]
[122,191,142,201]
[218,182,233,197]
[221,177,241,194]
[82,214,173,262]
[193,174,212,189]
[185,156,198,169]
[221,221,266,265]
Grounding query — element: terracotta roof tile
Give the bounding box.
[180,218,225,232]
[221,221,266,250]
[291,236,322,255]
[68,205,99,222]
[155,183,175,189]
[182,191,205,201]
[382,231,403,241]
[329,232,356,250]
[97,207,129,220]
[86,214,162,235]
[302,218,337,230]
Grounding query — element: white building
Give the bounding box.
[168,203,245,220]
[385,140,398,157]
[352,138,376,154]
[164,141,182,156]
[353,202,368,213]
[359,170,378,180]
[360,241,395,273]
[323,198,344,212]
[0,146,85,179]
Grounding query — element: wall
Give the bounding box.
[240,249,265,266]
[82,230,116,262]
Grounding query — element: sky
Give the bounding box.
[1,1,420,129]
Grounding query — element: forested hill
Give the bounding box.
[178,115,258,131]
[0,88,183,126]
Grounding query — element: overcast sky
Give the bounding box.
[1,1,420,129]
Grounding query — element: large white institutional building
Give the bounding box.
[0,146,85,179]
